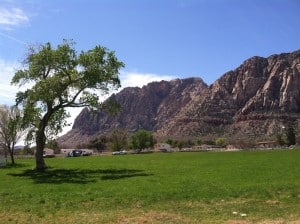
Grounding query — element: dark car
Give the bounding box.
[69,149,82,157]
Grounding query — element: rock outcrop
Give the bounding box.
[58,50,300,148]
[59,78,207,147]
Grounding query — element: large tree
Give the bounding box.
[11,40,124,170]
[0,105,24,165]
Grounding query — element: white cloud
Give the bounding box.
[0,59,20,105]
[120,71,176,88]
[0,7,29,29]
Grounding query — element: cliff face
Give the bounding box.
[58,50,300,148]
[72,77,207,133]
[59,78,208,147]
[158,50,300,139]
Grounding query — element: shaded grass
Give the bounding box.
[9,168,152,183]
[0,150,300,223]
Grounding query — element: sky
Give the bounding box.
[1,0,300,135]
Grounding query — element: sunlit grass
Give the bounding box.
[0,150,299,223]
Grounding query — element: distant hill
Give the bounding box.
[58,50,300,148]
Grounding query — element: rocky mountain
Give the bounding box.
[59,77,207,147]
[58,50,300,148]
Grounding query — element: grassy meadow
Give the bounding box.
[0,149,300,223]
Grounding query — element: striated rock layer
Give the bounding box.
[58,50,300,148]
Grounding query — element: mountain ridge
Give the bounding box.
[58,50,300,148]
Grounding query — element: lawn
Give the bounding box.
[0,150,300,223]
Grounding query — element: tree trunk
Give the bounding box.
[4,150,8,164]
[35,128,47,171]
[35,109,55,171]
[9,149,15,165]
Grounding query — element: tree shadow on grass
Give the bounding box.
[1,163,30,169]
[8,168,152,184]
[100,169,152,180]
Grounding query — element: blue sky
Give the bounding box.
[1,0,300,133]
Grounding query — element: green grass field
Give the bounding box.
[1,150,300,223]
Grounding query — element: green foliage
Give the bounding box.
[11,39,124,170]
[276,134,285,146]
[89,135,108,152]
[164,138,195,149]
[12,40,124,139]
[45,139,60,153]
[178,139,194,148]
[165,138,179,148]
[215,137,227,147]
[185,139,195,147]
[203,139,216,145]
[165,138,174,146]
[176,140,185,149]
[109,129,128,151]
[286,126,296,146]
[21,145,35,155]
[130,130,155,152]
[196,138,202,145]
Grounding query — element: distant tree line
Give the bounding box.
[87,129,155,153]
[85,126,298,153]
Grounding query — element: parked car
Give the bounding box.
[112,150,127,155]
[82,150,93,156]
[68,149,82,157]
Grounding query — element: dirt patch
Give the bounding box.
[116,211,195,224]
[227,220,300,224]
[265,200,280,205]
[0,211,111,224]
[227,221,251,224]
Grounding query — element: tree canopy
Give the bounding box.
[11,40,124,170]
[130,130,154,153]
[110,129,128,152]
